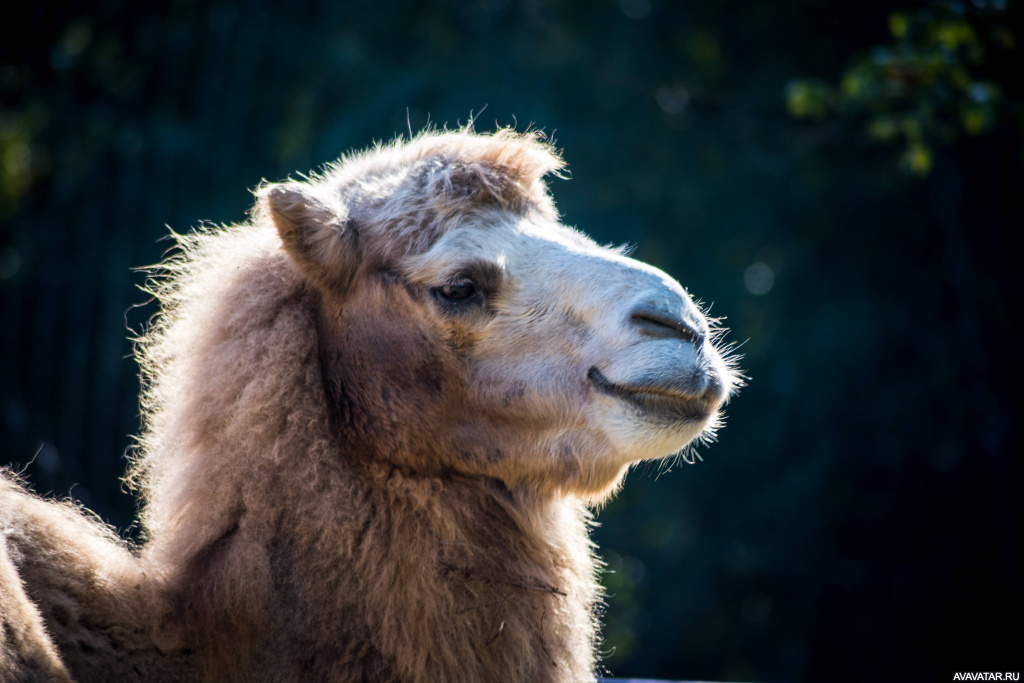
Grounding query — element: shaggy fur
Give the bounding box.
[0,128,735,682]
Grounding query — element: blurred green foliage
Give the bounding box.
[787,1,1019,175]
[0,103,49,218]
[1,1,1021,681]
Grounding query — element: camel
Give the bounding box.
[0,128,738,682]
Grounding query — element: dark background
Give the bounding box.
[2,1,1020,681]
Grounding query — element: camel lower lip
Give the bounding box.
[588,367,712,422]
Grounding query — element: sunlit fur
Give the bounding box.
[0,128,737,682]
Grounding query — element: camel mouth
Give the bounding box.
[587,366,714,423]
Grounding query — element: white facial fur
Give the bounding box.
[402,209,737,478]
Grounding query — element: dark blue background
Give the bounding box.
[1,1,1020,680]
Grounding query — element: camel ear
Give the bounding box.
[260,182,361,294]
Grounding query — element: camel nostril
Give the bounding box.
[630,304,705,345]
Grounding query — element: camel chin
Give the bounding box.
[589,330,734,462]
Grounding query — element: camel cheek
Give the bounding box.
[317,292,469,468]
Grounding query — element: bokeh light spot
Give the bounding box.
[619,0,651,20]
[744,261,775,295]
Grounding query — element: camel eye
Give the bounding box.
[438,279,477,302]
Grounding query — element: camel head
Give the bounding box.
[261,129,738,500]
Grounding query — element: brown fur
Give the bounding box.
[0,128,732,682]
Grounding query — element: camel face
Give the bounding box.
[308,207,735,498]
[392,211,736,496]
[266,130,737,497]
